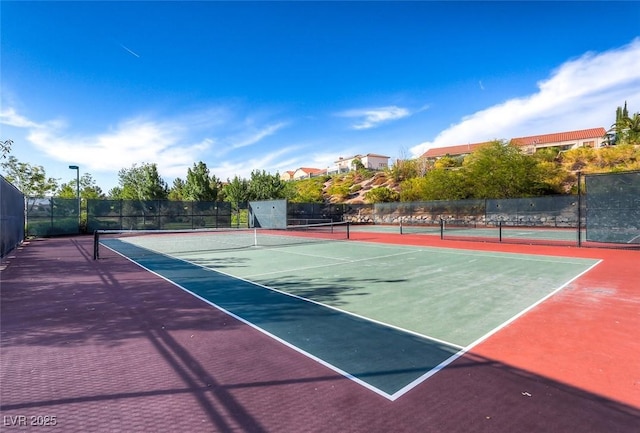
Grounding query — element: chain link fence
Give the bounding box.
[485,195,580,228]
[585,171,640,244]
[25,197,80,237]
[21,170,638,248]
[287,202,376,227]
[86,199,232,232]
[1,175,25,257]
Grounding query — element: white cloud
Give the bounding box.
[0,107,45,129]
[1,107,213,171]
[337,105,410,130]
[231,121,288,149]
[410,38,640,157]
[209,144,301,180]
[3,105,290,184]
[25,118,191,173]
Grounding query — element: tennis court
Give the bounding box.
[3,173,639,431]
[2,230,639,432]
[98,227,599,400]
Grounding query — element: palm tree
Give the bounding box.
[624,113,640,145]
[607,102,640,145]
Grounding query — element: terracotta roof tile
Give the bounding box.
[298,167,323,174]
[420,127,607,159]
[420,142,492,158]
[511,128,606,146]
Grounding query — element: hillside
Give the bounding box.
[308,144,640,204]
[324,171,396,204]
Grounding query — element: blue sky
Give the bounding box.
[1,1,639,193]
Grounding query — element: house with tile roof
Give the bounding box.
[420,127,608,160]
[329,154,390,174]
[420,142,492,159]
[281,153,391,181]
[292,167,325,180]
[280,171,295,181]
[510,127,608,154]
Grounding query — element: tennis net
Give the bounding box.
[399,219,442,235]
[400,218,503,239]
[93,221,350,259]
[437,219,579,245]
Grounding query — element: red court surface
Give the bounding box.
[1,235,639,432]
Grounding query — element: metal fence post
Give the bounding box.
[577,171,582,247]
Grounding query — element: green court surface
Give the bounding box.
[102,234,599,399]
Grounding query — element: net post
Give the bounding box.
[400,218,403,235]
[499,220,503,242]
[440,218,444,240]
[346,221,350,239]
[254,227,258,247]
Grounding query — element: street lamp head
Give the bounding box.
[68,165,81,227]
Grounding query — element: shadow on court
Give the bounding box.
[1,236,638,432]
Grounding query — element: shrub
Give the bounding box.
[364,186,400,203]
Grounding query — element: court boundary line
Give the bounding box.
[113,240,463,350]
[242,248,426,279]
[350,239,596,265]
[389,259,604,400]
[101,241,460,401]
[462,259,603,351]
[100,240,602,401]
[388,258,604,400]
[254,245,355,262]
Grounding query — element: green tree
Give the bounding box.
[607,102,640,146]
[398,177,424,202]
[1,139,12,159]
[1,155,58,197]
[351,157,365,171]
[112,163,168,200]
[107,186,123,199]
[532,147,561,163]
[168,178,185,200]
[400,168,468,201]
[531,161,567,194]
[462,141,542,198]
[223,175,250,205]
[434,155,463,170]
[248,170,291,200]
[56,173,105,199]
[388,158,428,182]
[624,113,640,145]
[183,161,219,201]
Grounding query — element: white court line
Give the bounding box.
[388,258,604,400]
[102,239,602,401]
[243,248,423,278]
[254,244,354,262]
[350,238,596,266]
[101,241,462,401]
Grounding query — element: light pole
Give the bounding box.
[69,165,80,229]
